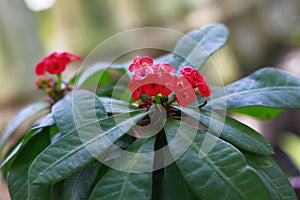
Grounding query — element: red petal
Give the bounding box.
[132,89,141,100]
[129,63,136,72]
[62,52,81,61]
[173,76,196,106]
[139,56,153,66]
[35,61,46,76]
[143,83,159,96]
[160,85,172,96]
[160,63,175,74]
[198,84,211,97]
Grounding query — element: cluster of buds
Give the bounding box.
[128,56,211,107]
[35,52,81,102]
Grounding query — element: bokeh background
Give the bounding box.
[1,0,300,199]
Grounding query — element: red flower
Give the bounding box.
[129,56,153,72]
[127,56,210,107]
[35,52,81,75]
[198,83,211,97]
[35,62,46,76]
[179,66,211,97]
[172,76,196,106]
[128,61,176,99]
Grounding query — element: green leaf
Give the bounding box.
[1,114,54,171]
[1,127,49,178]
[99,97,137,113]
[7,131,50,200]
[244,153,297,200]
[52,92,77,135]
[74,62,128,88]
[169,24,229,70]
[80,70,112,88]
[160,162,198,200]
[52,90,107,135]
[0,102,49,153]
[89,137,155,200]
[206,67,300,110]
[230,106,283,119]
[29,131,94,185]
[62,163,101,200]
[178,106,274,155]
[164,119,272,200]
[29,110,148,185]
[50,181,64,200]
[96,83,128,97]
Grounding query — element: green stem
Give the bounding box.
[57,74,62,92]
[152,95,161,104]
[167,94,176,106]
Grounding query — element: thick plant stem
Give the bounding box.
[152,127,168,200]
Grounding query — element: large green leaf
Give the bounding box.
[245,153,297,200]
[160,162,197,200]
[1,114,54,171]
[62,163,101,200]
[177,106,273,155]
[206,67,300,110]
[1,127,49,179]
[7,131,50,200]
[52,90,107,135]
[164,119,272,200]
[52,94,74,135]
[0,102,49,153]
[29,110,148,185]
[169,24,229,70]
[89,137,155,200]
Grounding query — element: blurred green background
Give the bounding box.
[1,0,300,199]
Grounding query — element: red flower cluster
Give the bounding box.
[128,56,211,106]
[34,52,81,102]
[179,66,211,97]
[35,52,81,76]
[128,56,175,99]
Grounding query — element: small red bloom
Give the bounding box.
[35,62,46,76]
[129,56,153,72]
[35,52,81,75]
[198,83,211,97]
[179,66,211,97]
[46,77,54,86]
[35,78,43,88]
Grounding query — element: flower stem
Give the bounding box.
[57,74,62,92]
[167,94,176,106]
